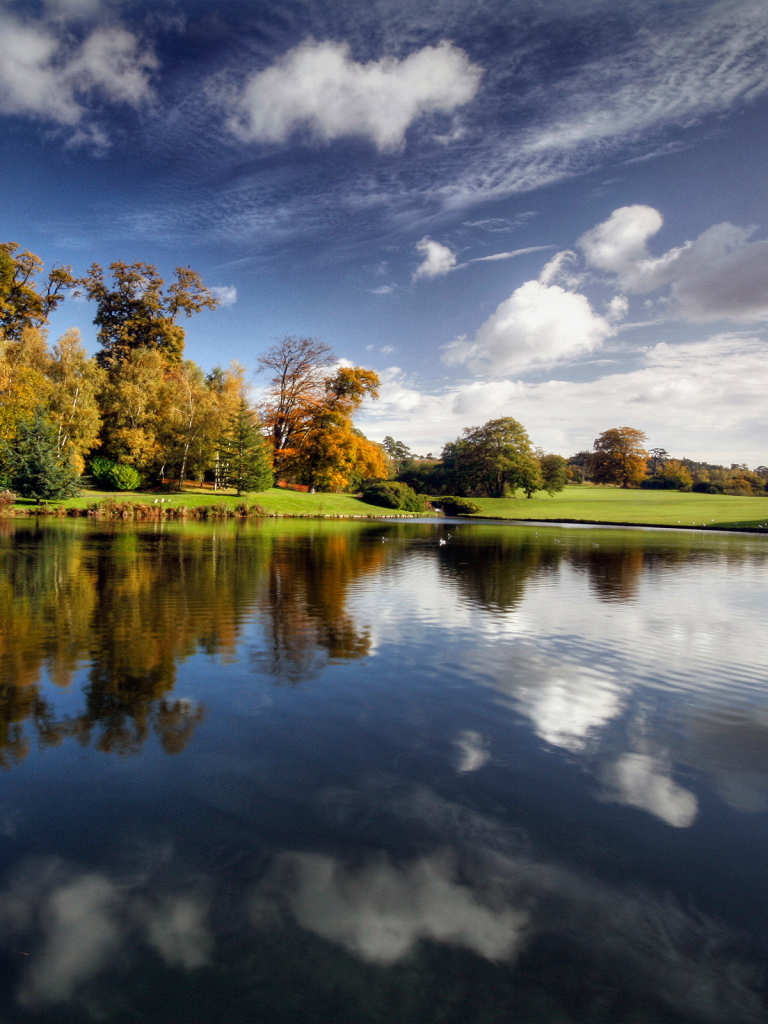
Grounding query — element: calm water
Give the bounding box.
[0,517,767,1023]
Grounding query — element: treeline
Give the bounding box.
[381,424,767,508]
[0,245,386,500]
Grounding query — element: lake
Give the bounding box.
[0,517,767,1022]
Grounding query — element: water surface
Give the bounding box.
[0,518,767,1022]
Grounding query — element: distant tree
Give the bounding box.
[442,417,540,498]
[567,451,593,483]
[0,327,52,440]
[647,447,669,477]
[640,460,692,490]
[79,262,219,366]
[1,409,79,501]
[0,243,76,340]
[540,453,568,494]
[219,399,272,495]
[755,466,768,481]
[97,347,169,474]
[382,436,412,471]
[591,427,648,487]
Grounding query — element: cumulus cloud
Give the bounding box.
[0,858,211,1008]
[358,332,768,464]
[579,205,768,321]
[599,753,699,828]
[209,285,237,306]
[259,850,527,964]
[443,252,618,375]
[228,38,482,151]
[413,236,457,280]
[0,11,157,145]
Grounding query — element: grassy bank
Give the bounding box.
[466,485,768,531]
[9,483,768,531]
[11,487,418,518]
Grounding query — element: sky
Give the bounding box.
[1,0,767,464]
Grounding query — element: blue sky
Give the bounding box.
[1,0,767,463]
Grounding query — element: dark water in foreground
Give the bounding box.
[0,517,767,1023]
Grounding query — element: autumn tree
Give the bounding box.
[282,366,386,491]
[0,243,75,340]
[0,327,52,440]
[257,336,335,478]
[47,328,104,472]
[79,262,219,366]
[591,427,648,487]
[442,417,541,498]
[97,347,170,474]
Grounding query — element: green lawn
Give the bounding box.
[14,486,418,518]
[11,483,768,531]
[466,485,768,531]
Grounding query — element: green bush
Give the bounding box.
[361,480,427,512]
[435,496,482,516]
[90,457,142,491]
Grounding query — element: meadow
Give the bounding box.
[10,483,768,530]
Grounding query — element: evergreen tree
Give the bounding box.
[1,409,79,501]
[218,400,272,495]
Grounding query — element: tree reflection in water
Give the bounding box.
[0,519,761,767]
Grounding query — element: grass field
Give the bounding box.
[467,485,768,531]
[12,486,418,518]
[11,483,768,531]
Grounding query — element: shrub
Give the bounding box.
[361,480,427,512]
[90,457,142,491]
[435,496,482,516]
[693,481,723,494]
[0,489,15,511]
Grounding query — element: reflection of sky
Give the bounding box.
[349,534,768,827]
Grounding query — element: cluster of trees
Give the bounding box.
[0,245,386,499]
[383,419,568,502]
[567,428,768,495]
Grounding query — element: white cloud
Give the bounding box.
[358,333,768,464]
[443,252,618,375]
[599,753,698,828]
[0,12,157,144]
[413,236,457,280]
[261,850,527,965]
[455,730,491,773]
[370,285,394,295]
[0,858,211,1008]
[579,206,768,321]
[228,38,482,151]
[210,285,237,306]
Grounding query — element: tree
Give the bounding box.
[0,243,75,341]
[441,417,540,498]
[282,367,385,491]
[97,347,170,474]
[647,447,669,477]
[47,328,104,473]
[540,453,568,494]
[382,436,412,471]
[591,427,648,487]
[218,399,273,495]
[0,327,52,440]
[257,336,335,478]
[79,262,219,366]
[1,409,79,501]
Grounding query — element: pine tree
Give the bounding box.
[1,408,80,502]
[218,400,272,495]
